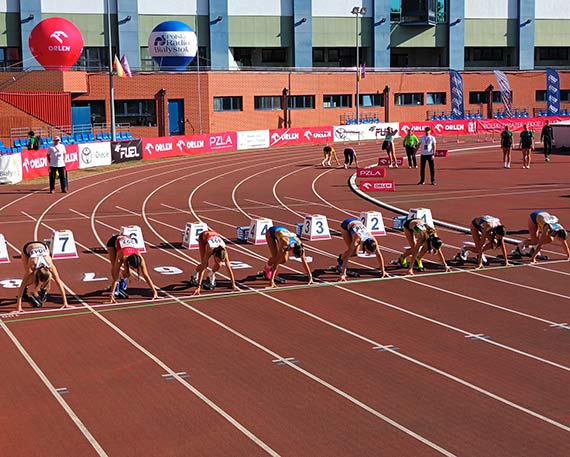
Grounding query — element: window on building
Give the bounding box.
[400,0,437,25]
[535,90,546,102]
[0,47,21,69]
[394,93,424,106]
[427,92,446,105]
[561,90,570,102]
[254,96,283,110]
[114,100,157,126]
[323,94,352,108]
[214,97,243,112]
[72,100,106,125]
[359,93,384,107]
[471,48,503,61]
[536,47,569,61]
[469,91,506,104]
[261,48,287,64]
[75,47,109,71]
[287,95,315,109]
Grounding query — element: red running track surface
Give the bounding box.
[1,138,569,456]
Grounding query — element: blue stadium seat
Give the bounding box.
[126,131,133,139]
[103,132,111,140]
[88,133,95,142]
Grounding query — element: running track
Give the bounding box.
[1,138,569,456]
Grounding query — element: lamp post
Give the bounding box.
[106,0,116,141]
[351,6,367,123]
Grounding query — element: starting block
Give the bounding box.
[182,221,208,249]
[237,226,250,241]
[50,229,78,259]
[248,218,272,245]
[392,215,407,231]
[120,225,147,253]
[300,214,331,241]
[0,234,9,263]
[378,157,404,167]
[359,211,386,236]
[407,208,434,228]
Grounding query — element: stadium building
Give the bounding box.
[0,0,568,144]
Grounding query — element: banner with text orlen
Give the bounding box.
[269,126,334,147]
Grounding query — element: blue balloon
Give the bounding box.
[148,21,197,70]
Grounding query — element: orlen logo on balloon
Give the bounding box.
[49,31,70,51]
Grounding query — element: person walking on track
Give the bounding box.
[402,128,419,168]
[519,124,534,169]
[540,120,554,162]
[500,125,513,168]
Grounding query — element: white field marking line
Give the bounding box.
[172,200,570,424]
[244,198,324,210]
[83,154,570,432]
[468,270,570,301]
[251,286,570,434]
[29,159,205,241]
[227,184,570,374]
[29,214,281,457]
[0,319,109,456]
[115,206,140,217]
[137,208,457,453]
[530,262,570,276]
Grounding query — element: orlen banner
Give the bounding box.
[269,126,334,147]
[333,123,399,143]
[0,153,23,184]
[237,130,270,150]
[399,120,478,136]
[142,137,176,160]
[29,17,84,70]
[20,145,79,180]
[78,142,111,169]
[111,140,142,163]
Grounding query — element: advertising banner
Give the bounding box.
[204,131,238,153]
[269,126,334,147]
[142,137,177,161]
[449,70,465,119]
[359,180,395,192]
[111,140,143,163]
[546,68,561,116]
[237,130,270,150]
[494,70,513,117]
[333,123,399,143]
[21,149,50,180]
[78,142,111,169]
[172,135,207,156]
[476,117,559,133]
[399,120,478,136]
[0,153,23,184]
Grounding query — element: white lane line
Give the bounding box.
[0,319,109,456]
[24,212,282,457]
[149,176,570,434]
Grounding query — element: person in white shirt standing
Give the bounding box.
[47,136,68,193]
[417,126,437,185]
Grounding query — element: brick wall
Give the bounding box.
[0,69,566,144]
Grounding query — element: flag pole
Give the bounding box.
[106,0,116,141]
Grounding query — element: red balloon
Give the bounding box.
[29,17,84,70]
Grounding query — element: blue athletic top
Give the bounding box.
[341,217,371,242]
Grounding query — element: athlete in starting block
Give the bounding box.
[397,218,451,275]
[263,226,313,287]
[337,217,389,281]
[189,230,239,295]
[15,241,73,313]
[456,215,510,268]
[107,233,158,303]
[516,211,569,263]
